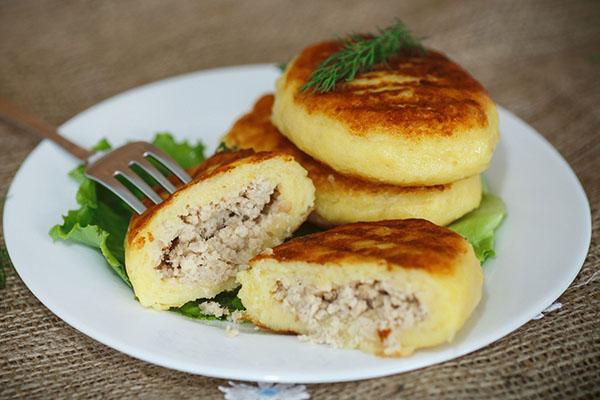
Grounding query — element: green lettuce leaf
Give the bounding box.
[151,132,205,169]
[49,163,132,286]
[449,193,506,263]
[175,289,245,320]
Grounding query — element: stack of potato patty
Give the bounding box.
[229,40,498,356]
[224,41,499,227]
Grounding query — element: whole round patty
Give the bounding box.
[272,41,499,186]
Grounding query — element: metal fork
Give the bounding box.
[0,97,191,214]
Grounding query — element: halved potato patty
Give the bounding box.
[237,219,483,356]
[125,150,315,310]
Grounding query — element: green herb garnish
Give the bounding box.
[302,20,424,93]
[0,246,12,290]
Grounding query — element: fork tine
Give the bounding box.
[144,148,192,184]
[86,175,147,214]
[130,158,177,194]
[117,170,163,205]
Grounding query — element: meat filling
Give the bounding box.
[157,180,281,283]
[272,280,426,349]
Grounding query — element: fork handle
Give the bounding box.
[0,97,92,161]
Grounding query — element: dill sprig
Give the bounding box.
[301,20,424,93]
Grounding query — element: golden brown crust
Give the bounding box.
[235,309,299,335]
[250,319,299,336]
[126,150,288,243]
[224,95,451,194]
[253,219,469,275]
[286,41,492,137]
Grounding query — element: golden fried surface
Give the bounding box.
[272,41,499,185]
[223,95,482,226]
[253,219,470,275]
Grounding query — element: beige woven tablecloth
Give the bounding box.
[1,1,599,398]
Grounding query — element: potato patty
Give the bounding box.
[223,95,482,227]
[273,41,499,186]
[125,150,315,310]
[238,219,483,356]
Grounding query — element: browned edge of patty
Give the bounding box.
[247,318,299,336]
[252,219,470,275]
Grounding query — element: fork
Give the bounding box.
[0,97,191,214]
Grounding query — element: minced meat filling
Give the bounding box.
[157,180,280,283]
[272,280,426,348]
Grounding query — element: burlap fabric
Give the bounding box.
[1,1,598,398]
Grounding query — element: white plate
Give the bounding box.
[4,65,591,383]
